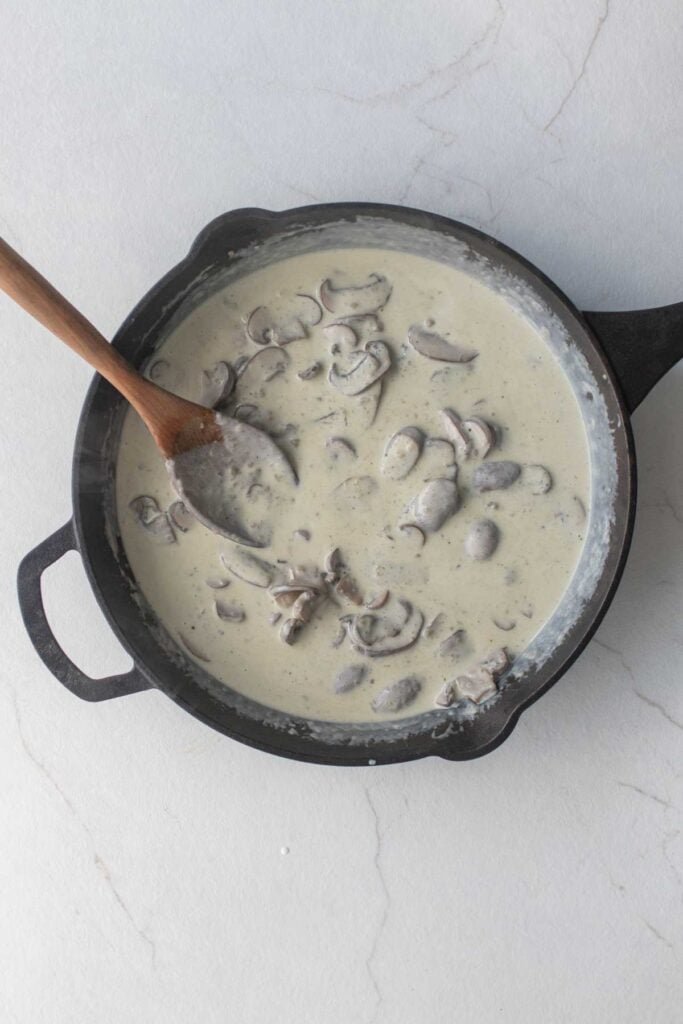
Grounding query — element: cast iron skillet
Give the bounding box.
[16,204,683,765]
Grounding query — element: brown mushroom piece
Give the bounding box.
[323,323,359,353]
[214,600,246,623]
[328,340,391,397]
[380,427,424,480]
[168,499,194,533]
[464,519,500,561]
[365,589,389,610]
[524,464,553,495]
[332,664,367,694]
[246,294,322,346]
[407,325,478,363]
[297,362,322,381]
[438,629,467,658]
[472,461,521,493]
[319,273,392,316]
[405,478,459,534]
[342,602,423,658]
[463,416,497,458]
[419,438,457,482]
[237,346,291,391]
[371,675,421,714]
[326,437,357,464]
[200,361,236,410]
[221,549,275,588]
[129,496,176,545]
[440,409,472,460]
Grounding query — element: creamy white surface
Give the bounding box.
[116,248,589,721]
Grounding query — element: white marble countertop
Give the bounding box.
[1,1,681,1021]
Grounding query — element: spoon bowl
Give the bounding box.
[0,237,295,546]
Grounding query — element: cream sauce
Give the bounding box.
[115,248,590,722]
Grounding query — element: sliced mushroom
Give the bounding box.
[206,576,230,589]
[480,647,511,680]
[343,603,423,658]
[493,616,516,632]
[524,464,553,495]
[332,475,378,512]
[214,600,246,623]
[178,632,210,663]
[328,340,391,396]
[440,409,471,460]
[405,478,459,534]
[129,496,176,544]
[233,402,261,424]
[319,273,392,316]
[246,294,322,346]
[290,590,318,624]
[365,589,389,610]
[423,612,445,639]
[168,499,194,533]
[380,427,424,480]
[463,416,496,458]
[323,323,359,352]
[324,547,343,582]
[407,325,478,363]
[220,549,275,588]
[332,664,367,694]
[236,347,291,391]
[419,438,458,482]
[333,313,383,336]
[326,437,357,463]
[335,573,364,606]
[453,666,498,705]
[371,676,421,714]
[472,461,521,493]
[297,362,322,381]
[280,618,302,645]
[268,611,282,626]
[147,358,172,383]
[292,528,311,542]
[398,523,426,549]
[438,629,467,658]
[464,519,499,561]
[200,361,236,410]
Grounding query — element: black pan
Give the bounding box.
[16,204,683,765]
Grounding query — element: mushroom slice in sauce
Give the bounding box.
[297,362,322,381]
[440,409,472,460]
[333,313,383,336]
[323,323,359,352]
[335,573,364,606]
[214,600,246,623]
[438,629,467,658]
[332,475,378,512]
[168,499,194,533]
[365,589,389,610]
[472,461,521,493]
[343,603,423,658]
[463,416,496,458]
[237,347,291,390]
[332,664,367,694]
[328,341,391,396]
[405,478,459,534]
[464,518,499,561]
[129,496,176,544]
[319,273,392,316]
[380,427,424,480]
[398,523,426,549]
[220,549,276,588]
[423,612,445,639]
[200,361,236,410]
[407,325,478,363]
[326,437,357,463]
[147,358,171,383]
[524,464,553,495]
[246,294,322,346]
[371,675,421,714]
[419,438,457,482]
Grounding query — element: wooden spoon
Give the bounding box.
[0,237,296,547]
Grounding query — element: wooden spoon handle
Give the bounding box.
[0,236,215,457]
[0,236,152,403]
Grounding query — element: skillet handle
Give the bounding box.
[17,521,152,702]
[583,301,683,413]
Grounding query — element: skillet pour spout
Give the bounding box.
[16,204,683,765]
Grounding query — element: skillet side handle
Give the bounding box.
[583,301,683,414]
[17,521,152,702]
